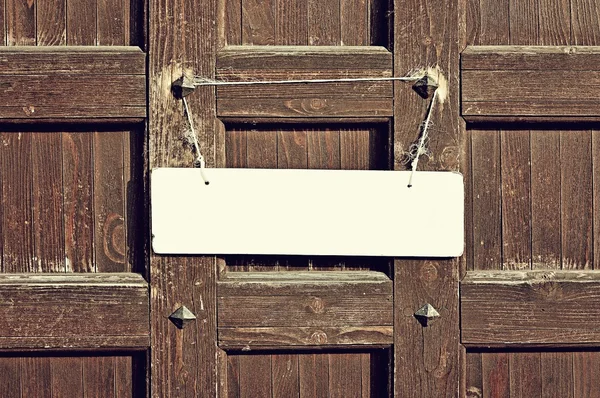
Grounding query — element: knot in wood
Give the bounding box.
[308,98,327,110]
[308,297,325,314]
[420,262,439,283]
[310,330,328,344]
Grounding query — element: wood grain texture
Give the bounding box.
[541,352,573,398]
[84,356,116,398]
[239,355,272,398]
[32,133,65,272]
[482,353,510,398]
[509,352,541,397]
[242,0,275,45]
[36,0,66,45]
[21,357,52,397]
[93,131,127,272]
[272,354,299,397]
[308,0,340,45]
[561,130,593,269]
[0,48,145,120]
[500,130,531,269]
[149,0,218,392]
[462,46,600,121]
[6,0,35,45]
[0,132,34,273]
[299,354,328,398]
[62,132,95,272]
[52,357,84,397]
[0,273,149,349]
[531,130,561,269]
[329,353,361,398]
[471,129,502,270]
[66,0,96,45]
[0,357,21,397]
[465,352,483,398]
[594,131,600,270]
[216,46,393,118]
[275,0,308,45]
[462,271,600,345]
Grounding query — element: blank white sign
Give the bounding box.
[151,168,464,257]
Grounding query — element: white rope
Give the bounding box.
[408,89,438,187]
[182,97,209,185]
[192,75,421,87]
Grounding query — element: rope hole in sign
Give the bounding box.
[172,66,448,187]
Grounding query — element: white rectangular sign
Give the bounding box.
[151,168,464,257]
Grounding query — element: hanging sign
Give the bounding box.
[151,168,464,257]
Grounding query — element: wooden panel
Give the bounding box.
[216,46,393,118]
[218,271,393,347]
[0,132,34,272]
[541,352,573,398]
[0,47,145,121]
[0,273,149,349]
[509,352,541,397]
[272,354,299,397]
[67,0,96,45]
[482,353,509,397]
[6,0,35,45]
[52,357,84,397]
[149,0,219,393]
[274,0,308,45]
[462,271,600,346]
[241,0,275,45]
[32,133,65,273]
[308,0,340,45]
[37,0,66,45]
[462,46,600,121]
[299,354,329,398]
[239,355,272,397]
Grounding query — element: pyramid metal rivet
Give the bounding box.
[412,75,439,99]
[172,76,196,99]
[169,305,197,329]
[414,303,440,327]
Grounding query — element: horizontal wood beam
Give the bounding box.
[218,271,393,348]
[461,270,600,347]
[461,46,600,122]
[0,46,146,121]
[216,46,393,118]
[0,273,149,350]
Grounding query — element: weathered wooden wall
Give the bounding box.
[0,1,146,396]
[465,0,600,394]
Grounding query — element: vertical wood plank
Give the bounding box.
[538,0,570,45]
[150,0,218,391]
[83,357,115,398]
[97,0,126,45]
[531,130,561,269]
[93,131,127,272]
[561,130,593,269]
[0,132,34,272]
[299,354,328,398]
[0,357,21,397]
[239,355,271,398]
[227,355,241,398]
[571,0,600,45]
[272,354,299,398]
[340,129,370,170]
[500,130,531,269]
[6,0,35,45]
[329,353,361,398]
[22,357,52,397]
[52,357,84,398]
[247,130,277,168]
[307,129,341,170]
[62,133,94,272]
[472,130,502,270]
[508,0,539,44]
[594,131,600,269]
[37,0,66,44]
[541,352,573,398]
[66,0,97,45]
[466,352,483,398]
[275,0,308,45]
[277,130,307,169]
[394,0,460,392]
[225,0,242,45]
[242,0,275,44]
[0,1,5,45]
[479,0,509,44]
[32,133,65,273]
[341,0,368,45]
[360,353,371,398]
[115,356,132,398]
[481,353,509,398]
[509,353,541,398]
[573,352,600,398]
[308,0,340,45]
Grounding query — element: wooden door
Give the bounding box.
[0,1,148,397]
[460,0,600,396]
[150,0,460,397]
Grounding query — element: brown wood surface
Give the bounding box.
[0,273,148,349]
[462,271,600,345]
[216,46,392,118]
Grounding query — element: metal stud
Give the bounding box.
[169,305,197,329]
[412,74,439,99]
[172,76,196,99]
[414,303,440,327]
